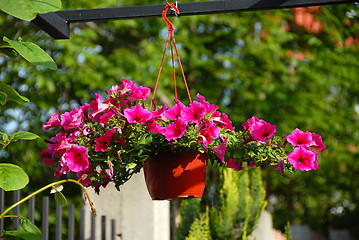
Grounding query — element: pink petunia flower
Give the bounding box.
[211,111,234,131]
[151,104,168,121]
[310,132,326,151]
[242,116,260,131]
[164,118,187,141]
[39,148,57,166]
[146,121,165,134]
[227,158,243,171]
[95,131,112,152]
[60,107,85,131]
[130,85,151,101]
[54,162,71,177]
[90,93,109,120]
[165,101,185,120]
[212,134,227,163]
[198,120,220,144]
[124,104,152,124]
[196,93,218,114]
[76,165,94,187]
[181,101,206,124]
[251,120,276,141]
[287,128,313,147]
[44,110,61,130]
[99,111,116,126]
[62,145,89,172]
[288,146,317,171]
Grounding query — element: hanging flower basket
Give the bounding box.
[143,152,208,200]
[40,2,326,199]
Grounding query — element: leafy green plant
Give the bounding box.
[178,167,267,240]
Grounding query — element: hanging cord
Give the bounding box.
[149,2,192,110]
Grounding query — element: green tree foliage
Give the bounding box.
[1,0,359,237]
[185,210,212,240]
[178,167,266,240]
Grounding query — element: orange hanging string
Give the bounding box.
[149,2,192,111]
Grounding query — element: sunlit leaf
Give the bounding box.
[0,45,19,57]
[0,81,29,104]
[0,163,29,191]
[54,191,67,206]
[10,132,40,142]
[2,230,42,240]
[0,0,61,21]
[0,91,6,105]
[19,216,42,235]
[3,37,57,70]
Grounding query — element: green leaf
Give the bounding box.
[0,45,19,57]
[54,192,67,206]
[0,163,29,191]
[0,91,6,105]
[3,37,57,70]
[19,217,42,235]
[0,81,29,104]
[0,0,61,21]
[2,230,42,240]
[127,163,137,169]
[10,132,40,142]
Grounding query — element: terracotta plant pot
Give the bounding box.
[143,152,208,200]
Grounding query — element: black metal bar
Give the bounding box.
[33,0,356,39]
[42,196,49,240]
[79,208,85,240]
[32,12,70,39]
[91,212,96,240]
[0,188,4,235]
[111,219,116,240]
[68,204,75,240]
[12,190,20,230]
[56,203,62,240]
[101,216,106,240]
[28,192,35,223]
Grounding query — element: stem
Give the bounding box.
[0,179,96,220]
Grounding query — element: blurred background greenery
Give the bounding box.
[1,0,359,238]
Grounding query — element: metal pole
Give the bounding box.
[32,0,356,39]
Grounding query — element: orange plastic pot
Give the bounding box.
[143,152,208,200]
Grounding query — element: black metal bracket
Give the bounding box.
[32,0,357,39]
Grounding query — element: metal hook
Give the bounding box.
[165,0,179,17]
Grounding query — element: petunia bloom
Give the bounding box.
[90,93,109,120]
[165,101,185,120]
[251,120,276,141]
[164,118,187,141]
[94,129,116,152]
[198,120,220,144]
[243,116,261,132]
[288,146,317,171]
[212,134,227,163]
[196,93,218,114]
[124,104,152,124]
[287,128,313,147]
[130,85,151,101]
[227,158,243,171]
[310,132,326,151]
[62,145,89,172]
[211,111,234,131]
[60,107,85,131]
[44,110,61,130]
[181,101,206,124]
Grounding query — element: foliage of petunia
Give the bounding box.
[40,79,325,193]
